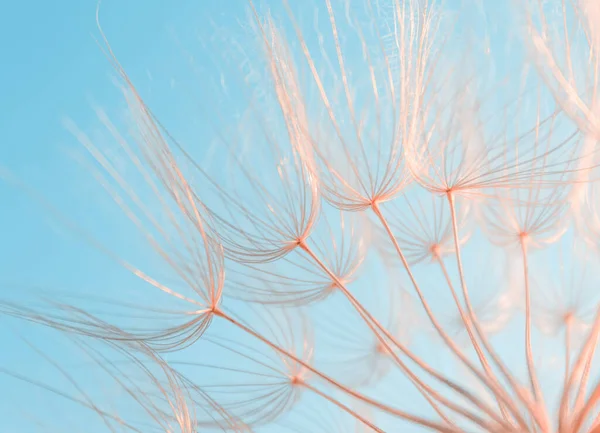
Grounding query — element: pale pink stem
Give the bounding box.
[299,241,514,431]
[213,309,461,433]
[519,236,545,406]
[372,202,527,429]
[337,281,493,429]
[574,339,598,415]
[564,320,573,408]
[446,191,549,432]
[436,256,516,425]
[572,379,600,433]
[336,281,462,425]
[558,318,574,433]
[561,308,600,431]
[590,417,600,433]
[301,381,384,433]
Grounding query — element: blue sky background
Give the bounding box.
[0,2,260,430]
[0,1,577,432]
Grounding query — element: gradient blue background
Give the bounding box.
[0,1,541,432]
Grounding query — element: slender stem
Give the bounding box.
[301,381,384,432]
[213,309,461,433]
[337,281,494,430]
[574,337,597,414]
[335,281,462,425]
[372,201,526,429]
[299,240,514,431]
[446,191,549,432]
[572,378,600,433]
[519,236,544,406]
[590,417,600,433]
[558,318,574,433]
[436,256,515,425]
[561,307,600,430]
[564,320,572,404]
